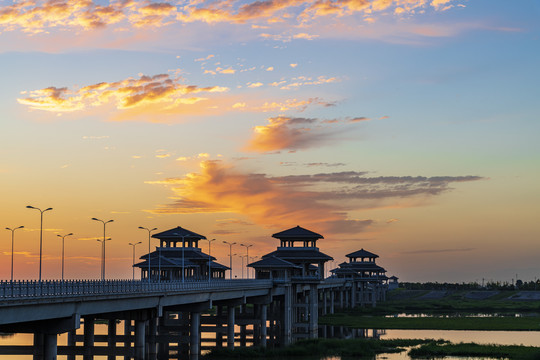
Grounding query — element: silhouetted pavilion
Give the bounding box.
[134,226,228,281]
[249,225,333,281]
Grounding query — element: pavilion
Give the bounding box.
[134,226,229,281]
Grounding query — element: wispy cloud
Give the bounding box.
[402,248,476,255]
[245,115,372,152]
[146,160,483,235]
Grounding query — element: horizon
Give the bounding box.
[1,0,539,284]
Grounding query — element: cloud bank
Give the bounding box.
[146,160,483,234]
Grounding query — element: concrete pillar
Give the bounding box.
[322,290,328,315]
[83,317,95,360]
[157,316,169,360]
[43,334,57,360]
[351,283,356,308]
[148,317,158,360]
[123,319,131,360]
[282,286,293,345]
[339,289,344,309]
[67,330,76,360]
[240,325,246,347]
[216,306,223,348]
[309,284,318,339]
[227,306,235,349]
[134,320,146,360]
[33,333,44,360]
[108,319,116,360]
[260,304,267,348]
[330,291,335,314]
[190,312,201,360]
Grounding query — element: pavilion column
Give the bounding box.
[330,290,335,314]
[339,289,344,309]
[260,304,268,348]
[190,312,201,360]
[227,306,235,349]
[282,285,293,346]
[83,316,95,360]
[134,320,146,360]
[107,319,116,360]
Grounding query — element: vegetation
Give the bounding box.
[401,280,540,291]
[202,338,433,359]
[409,342,540,360]
[320,313,540,330]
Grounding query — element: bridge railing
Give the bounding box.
[0,279,273,300]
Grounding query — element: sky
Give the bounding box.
[0,0,539,283]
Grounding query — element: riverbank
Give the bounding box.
[409,342,540,360]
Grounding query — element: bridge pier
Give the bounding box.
[124,319,132,360]
[33,333,43,360]
[227,305,235,349]
[309,284,318,339]
[43,333,57,360]
[107,319,116,360]
[190,312,201,360]
[148,316,158,360]
[83,316,94,360]
[67,330,76,360]
[134,319,146,360]
[260,304,267,347]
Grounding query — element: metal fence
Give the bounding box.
[0,279,273,300]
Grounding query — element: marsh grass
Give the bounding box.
[320,313,540,330]
[409,342,540,359]
[202,338,433,359]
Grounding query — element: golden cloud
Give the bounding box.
[0,0,463,35]
[147,160,483,234]
[17,73,229,114]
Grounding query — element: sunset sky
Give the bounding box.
[1,0,538,283]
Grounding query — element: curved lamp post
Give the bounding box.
[5,226,24,282]
[138,227,157,283]
[203,238,216,282]
[92,217,114,281]
[223,241,236,280]
[129,241,142,280]
[240,243,252,279]
[56,233,73,281]
[27,205,53,282]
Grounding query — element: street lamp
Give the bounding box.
[97,237,112,280]
[5,226,24,282]
[26,205,53,282]
[56,233,73,281]
[240,243,252,279]
[204,238,216,282]
[92,218,113,281]
[129,242,142,280]
[138,227,157,283]
[223,241,236,280]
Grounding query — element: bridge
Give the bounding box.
[0,277,378,360]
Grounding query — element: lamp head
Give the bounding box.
[26,205,35,209]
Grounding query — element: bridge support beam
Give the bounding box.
[33,333,44,360]
[43,333,57,360]
[107,319,116,360]
[124,319,131,360]
[67,330,76,360]
[309,284,318,339]
[190,312,201,360]
[260,304,267,348]
[83,316,94,360]
[148,317,158,360]
[227,306,235,349]
[134,320,146,360]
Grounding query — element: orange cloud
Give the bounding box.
[17,73,229,114]
[245,115,368,152]
[0,0,463,36]
[146,160,483,234]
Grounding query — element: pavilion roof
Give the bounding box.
[346,248,379,259]
[248,256,301,269]
[272,225,324,240]
[262,248,333,261]
[152,226,207,240]
[141,248,214,261]
[341,262,386,272]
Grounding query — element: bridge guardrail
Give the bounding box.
[0,279,273,300]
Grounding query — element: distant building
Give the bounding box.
[134,226,229,281]
[388,275,399,290]
[331,248,389,304]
